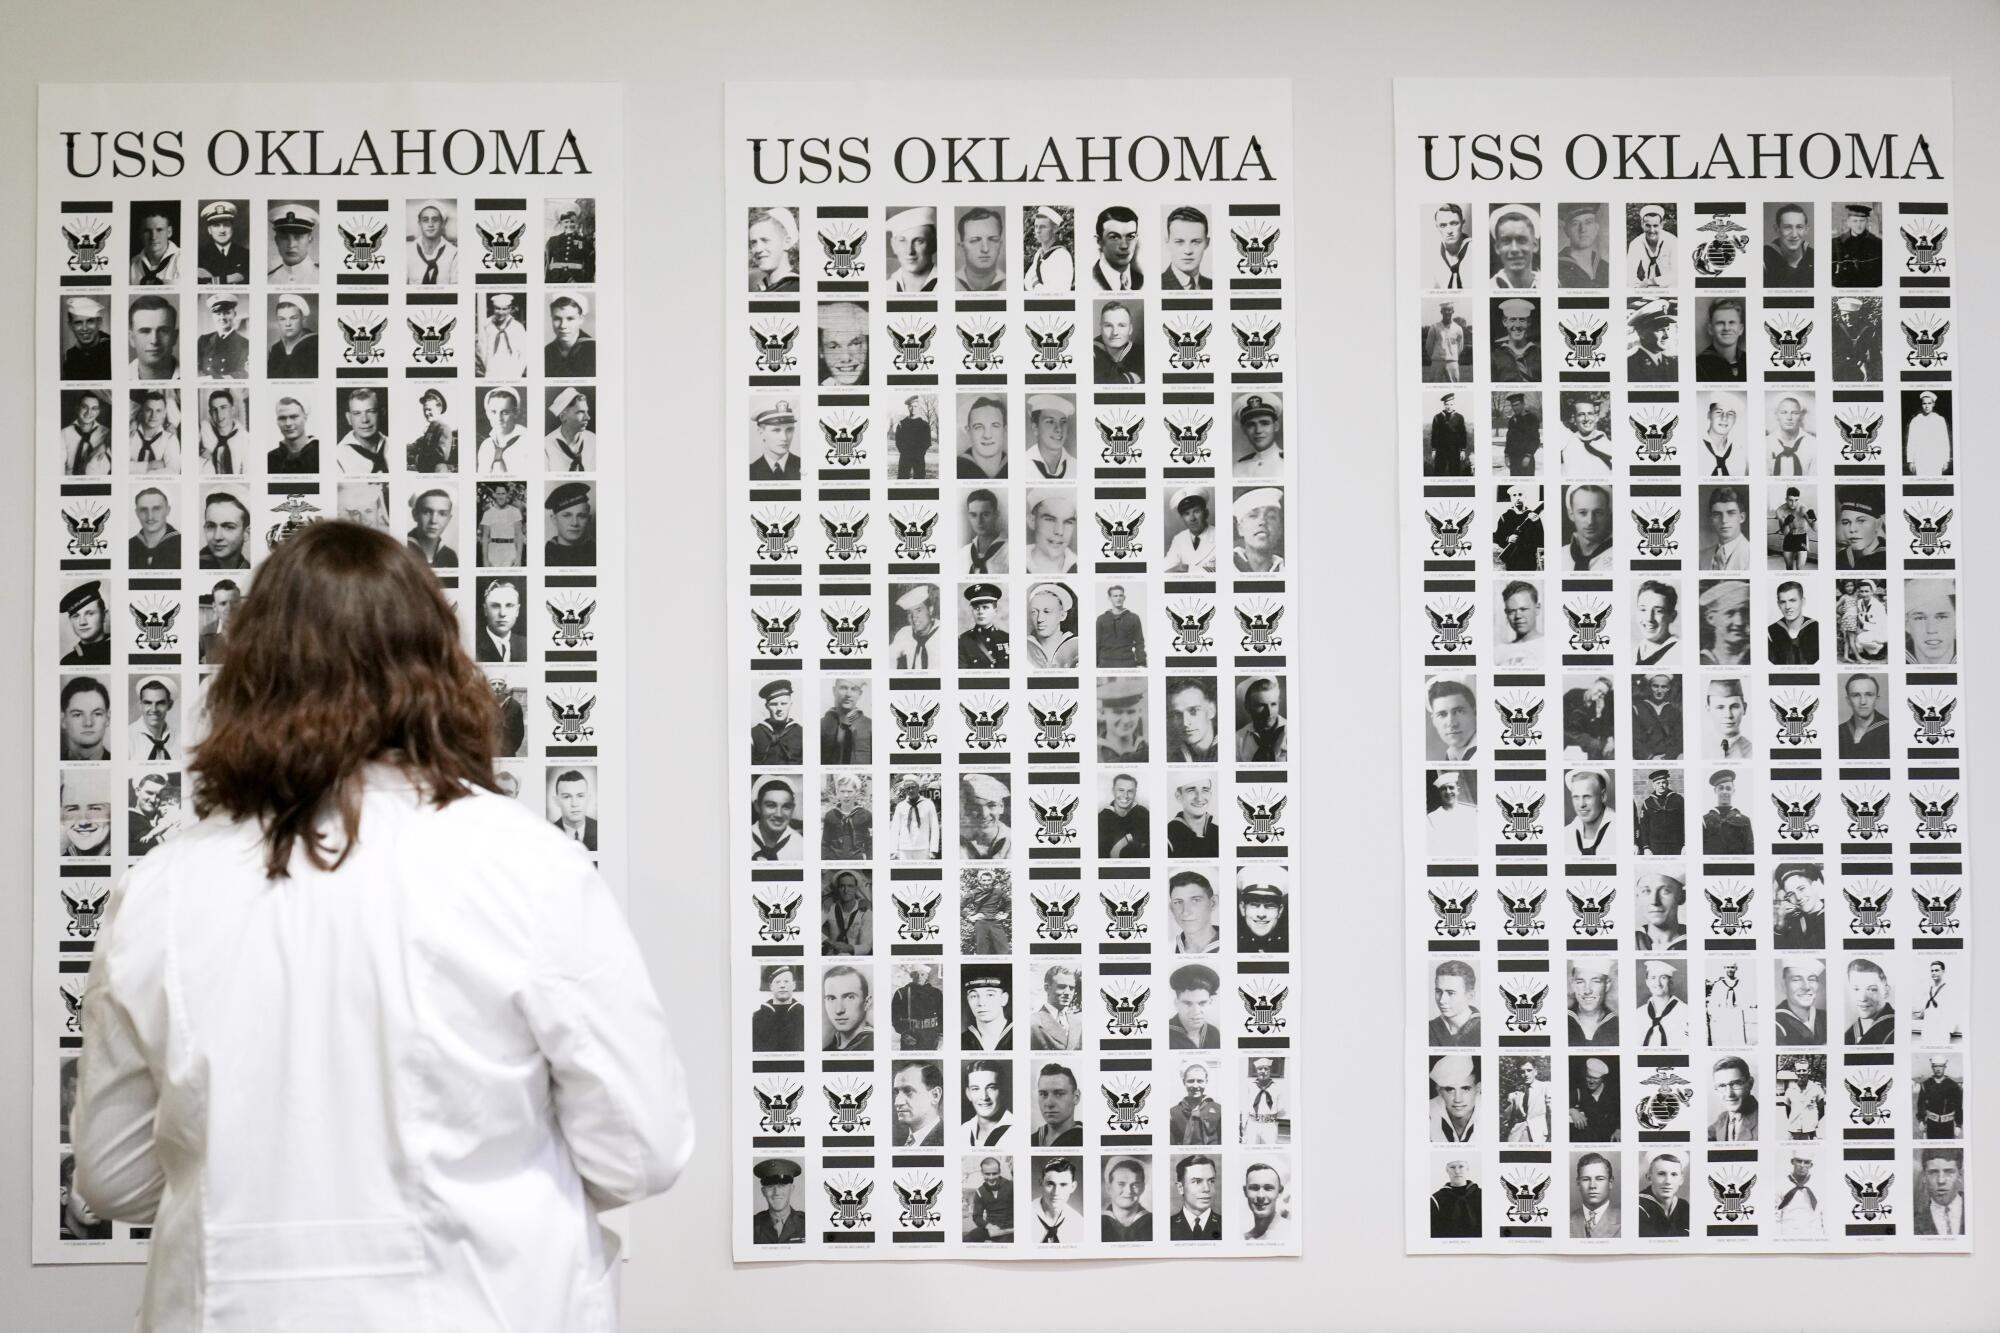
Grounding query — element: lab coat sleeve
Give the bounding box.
[72,873,169,1223]
[522,853,695,1209]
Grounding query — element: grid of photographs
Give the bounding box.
[728,83,1301,1259]
[35,85,622,1263]
[1399,81,1970,1253]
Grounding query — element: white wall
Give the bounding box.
[3,3,1996,1328]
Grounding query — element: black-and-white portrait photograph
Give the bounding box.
[1491,484,1544,572]
[1911,1054,1966,1141]
[955,393,1008,480]
[1764,390,1819,477]
[1560,767,1617,858]
[953,206,1006,292]
[267,293,318,379]
[197,387,249,476]
[1092,298,1145,384]
[821,962,874,1052]
[747,773,801,862]
[888,582,942,671]
[1568,960,1619,1048]
[881,963,941,1053]
[1164,675,1221,764]
[1487,203,1541,288]
[1096,676,1148,764]
[1491,577,1544,667]
[889,1060,945,1147]
[1236,867,1289,954]
[194,198,249,284]
[125,675,179,763]
[1023,491,1079,577]
[543,198,595,283]
[543,481,597,567]
[1022,204,1074,292]
[884,206,939,292]
[195,293,249,380]
[1558,482,1612,572]
[544,766,598,851]
[196,488,252,570]
[1420,388,1472,476]
[1632,959,1690,1048]
[1630,769,1685,858]
[1635,1150,1691,1237]
[1158,204,1213,290]
[1914,1147,1967,1237]
[1903,387,1953,475]
[57,295,112,382]
[56,769,113,859]
[474,293,530,381]
[1428,1155,1482,1240]
[1762,201,1815,287]
[818,774,871,861]
[960,963,1014,1052]
[1230,488,1284,573]
[126,293,180,382]
[1162,486,1217,573]
[1769,863,1826,950]
[1626,202,1677,287]
[1625,297,1677,382]
[336,479,392,538]
[816,301,867,386]
[476,386,528,475]
[1766,486,1819,574]
[473,483,526,569]
[1424,675,1477,763]
[1774,957,1828,1046]
[128,199,182,285]
[1844,955,1896,1045]
[961,1155,1014,1243]
[1631,579,1681,667]
[1693,296,1747,382]
[960,1059,1014,1147]
[1830,201,1884,287]
[1491,297,1541,385]
[1562,674,1616,761]
[886,773,943,861]
[1905,578,1959,665]
[959,777,1013,862]
[1835,578,1891,665]
[1428,958,1481,1047]
[544,292,595,378]
[1830,294,1882,381]
[1427,1054,1479,1144]
[56,579,112,665]
[1424,769,1477,860]
[1569,1150,1620,1239]
[1553,201,1610,287]
[266,199,320,283]
[1557,391,1611,473]
[1698,581,1753,669]
[1419,296,1472,383]
[403,198,460,285]
[1095,582,1146,669]
[1498,1057,1552,1143]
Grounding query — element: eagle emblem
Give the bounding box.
[821,606,870,656]
[406,314,457,364]
[1429,886,1476,937]
[547,599,598,648]
[1706,884,1754,936]
[1500,794,1546,843]
[1909,792,1960,840]
[889,509,938,561]
[1164,315,1212,371]
[1233,316,1281,369]
[1633,1068,1695,1130]
[823,1081,874,1134]
[1426,601,1473,653]
[1237,794,1287,843]
[1496,697,1545,747]
[751,320,799,374]
[1764,316,1813,369]
[957,317,1004,372]
[1032,889,1079,940]
[62,504,111,557]
[1101,1079,1152,1132]
[752,890,801,943]
[752,512,800,563]
[1770,791,1821,841]
[1097,508,1145,560]
[1843,883,1891,935]
[337,313,387,364]
[893,889,942,942]
[1902,223,1948,274]
[1770,697,1819,746]
[1030,795,1079,845]
[1500,981,1548,1033]
[1026,318,1074,371]
[1237,602,1285,652]
[821,512,868,561]
[1846,1076,1892,1126]
[1095,411,1144,465]
[1559,316,1607,369]
[1164,412,1214,465]
[1902,317,1951,368]
[1232,222,1280,275]
[61,886,109,939]
[128,601,181,651]
[824,1178,875,1229]
[1842,791,1889,839]
[61,981,85,1034]
[1834,410,1884,463]
[1628,414,1679,465]
[1691,213,1751,277]
[819,413,870,467]
[1100,893,1150,943]
[61,218,112,272]
[895,1178,945,1230]
[1908,696,1957,745]
[1568,884,1614,935]
[891,701,939,750]
[1501,1170,1551,1224]
[475,219,526,270]
[752,607,800,657]
[960,701,1008,750]
[754,1080,804,1135]
[1029,699,1078,749]
[1846,1169,1894,1222]
[1167,605,1216,655]
[819,222,866,278]
[1915,886,1962,935]
[1238,984,1289,1035]
[1630,507,1680,557]
[888,319,936,373]
[1904,508,1953,557]
[1563,603,1610,652]
[546,694,596,744]
[1425,507,1472,558]
[1100,984,1151,1036]
[264,494,323,549]
[337,219,388,271]
[1709,1169,1757,1222]
[1499,885,1546,937]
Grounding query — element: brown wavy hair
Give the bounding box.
[192,520,500,876]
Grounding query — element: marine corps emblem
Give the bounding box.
[62,503,110,558]
[1232,315,1281,369]
[891,700,939,750]
[547,596,598,648]
[1163,314,1212,371]
[751,318,799,374]
[1100,892,1150,943]
[889,507,938,561]
[819,221,866,278]
[1167,603,1216,655]
[1633,1068,1695,1131]
[821,605,870,656]
[957,316,1004,372]
[265,494,323,549]
[1691,212,1751,277]
[1764,312,1813,368]
[887,317,936,373]
[820,413,870,467]
[1026,316,1074,371]
[754,1080,804,1135]
[1095,411,1144,465]
[1164,411,1214,465]
[475,217,526,271]
[128,598,180,651]
[1232,221,1280,275]
[1097,507,1145,559]
[1101,1077,1152,1132]
[337,312,387,365]
[1238,601,1284,652]
[894,1177,944,1231]
[337,219,388,271]
[61,217,112,272]
[406,310,457,364]
[1558,316,1607,370]
[1237,792,1287,844]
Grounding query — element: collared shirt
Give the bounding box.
[1164,529,1216,572]
[1578,1202,1612,1236]
[268,255,320,283]
[1092,259,1141,291]
[1704,536,1751,571]
[1929,1196,1965,1236]
[1235,445,1283,478]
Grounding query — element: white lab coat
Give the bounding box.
[73,771,693,1333]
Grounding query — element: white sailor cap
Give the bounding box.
[483,387,520,413]
[1430,1054,1476,1084]
[273,294,311,316]
[1026,393,1072,421]
[888,206,936,237]
[1497,297,1536,321]
[1489,204,1541,238]
[548,387,585,418]
[549,291,589,316]
[489,293,516,312]
[1028,491,1077,522]
[1638,204,1667,222]
[1035,205,1063,227]
[962,773,1009,803]
[1233,487,1284,521]
[63,296,105,319]
[895,585,933,612]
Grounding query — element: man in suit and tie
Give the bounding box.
[890,1060,945,1147]
[549,769,597,851]
[1708,1056,1760,1141]
[1160,206,1213,290]
[475,577,528,663]
[1169,1155,1222,1240]
[1570,1152,1620,1238]
[1914,1148,1965,1235]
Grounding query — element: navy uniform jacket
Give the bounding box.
[1702,807,1755,855]
[61,638,111,666]
[1637,1193,1690,1237]
[545,536,596,567]
[1428,411,1470,474]
[751,1000,805,1052]
[197,331,250,379]
[1831,232,1883,287]
[545,335,597,378]
[545,232,595,282]
[750,719,804,766]
[819,709,872,764]
[1170,1210,1221,1240]
[268,439,321,474]
[62,340,113,381]
[268,334,318,378]
[750,454,802,482]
